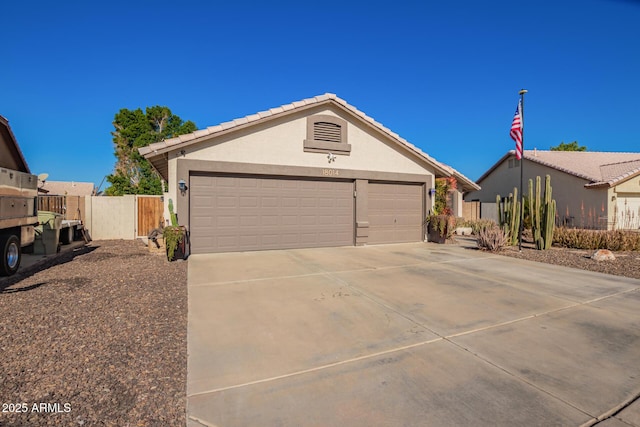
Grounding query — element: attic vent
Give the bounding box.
[314,121,342,143]
[304,114,351,155]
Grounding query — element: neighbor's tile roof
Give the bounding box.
[522,150,640,187]
[39,180,95,196]
[139,93,479,190]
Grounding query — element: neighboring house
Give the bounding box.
[139,93,478,254]
[38,180,95,196]
[465,150,640,230]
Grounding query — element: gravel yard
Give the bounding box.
[1,237,638,426]
[0,240,187,427]
[497,241,640,280]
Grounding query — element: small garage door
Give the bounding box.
[368,182,424,244]
[616,193,640,229]
[190,175,354,253]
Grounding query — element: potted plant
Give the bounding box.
[163,225,188,261]
[426,177,457,243]
[163,198,188,261]
[426,214,455,243]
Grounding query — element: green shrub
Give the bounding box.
[553,227,640,251]
[477,225,509,252]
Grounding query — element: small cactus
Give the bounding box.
[497,187,520,246]
[168,198,178,227]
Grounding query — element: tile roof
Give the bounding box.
[522,150,640,187]
[474,150,640,188]
[139,93,479,191]
[39,180,95,196]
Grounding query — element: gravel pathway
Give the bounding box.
[0,240,187,427]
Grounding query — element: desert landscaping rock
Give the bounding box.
[591,249,616,261]
[0,240,187,427]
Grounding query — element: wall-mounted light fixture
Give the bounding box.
[178,179,188,196]
[429,188,436,197]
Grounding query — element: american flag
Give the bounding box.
[510,101,523,160]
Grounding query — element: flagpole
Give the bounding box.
[518,89,528,252]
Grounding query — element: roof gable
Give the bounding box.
[0,115,30,173]
[139,94,479,191]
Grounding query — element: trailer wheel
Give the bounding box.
[1,234,21,276]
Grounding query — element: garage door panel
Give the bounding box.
[190,175,354,253]
[616,194,640,229]
[368,182,423,244]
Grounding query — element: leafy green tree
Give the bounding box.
[550,141,586,151]
[105,106,196,195]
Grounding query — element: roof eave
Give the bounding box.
[0,115,31,173]
[140,94,465,182]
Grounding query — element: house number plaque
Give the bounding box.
[322,169,340,177]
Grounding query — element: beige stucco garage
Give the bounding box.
[140,94,478,254]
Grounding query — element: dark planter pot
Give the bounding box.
[165,226,189,261]
[428,225,447,243]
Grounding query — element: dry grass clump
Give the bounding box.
[463,218,497,235]
[553,227,640,251]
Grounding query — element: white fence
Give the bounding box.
[84,195,163,240]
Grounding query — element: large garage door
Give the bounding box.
[368,182,423,244]
[190,175,354,253]
[616,193,640,229]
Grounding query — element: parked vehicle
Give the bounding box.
[0,115,38,276]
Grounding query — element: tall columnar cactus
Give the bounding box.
[497,187,521,246]
[528,175,556,250]
[168,198,178,226]
[541,175,556,250]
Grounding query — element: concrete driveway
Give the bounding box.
[186,242,640,427]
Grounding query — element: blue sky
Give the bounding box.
[3,0,639,190]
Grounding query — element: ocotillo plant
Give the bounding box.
[496,187,520,246]
[528,175,556,250]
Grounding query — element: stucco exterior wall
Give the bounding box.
[168,108,434,176]
[614,175,640,193]
[163,106,438,227]
[466,156,609,229]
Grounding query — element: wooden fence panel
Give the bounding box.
[65,196,85,220]
[137,196,163,237]
[38,196,65,216]
[38,195,86,220]
[462,201,480,221]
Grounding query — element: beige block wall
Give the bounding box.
[466,158,609,229]
[86,195,136,240]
